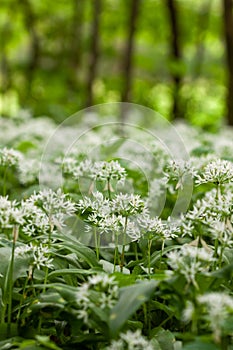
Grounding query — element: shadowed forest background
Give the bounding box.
[1,0,233,129]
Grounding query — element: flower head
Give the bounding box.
[195,159,233,185]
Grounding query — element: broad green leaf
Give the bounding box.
[109,280,158,336]
[182,340,220,350]
[151,327,175,350]
[35,335,62,350]
[48,268,101,278]
[53,234,99,267]
[0,323,18,341]
[149,245,181,266]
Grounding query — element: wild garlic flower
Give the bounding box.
[139,215,164,240]
[91,160,126,184]
[182,300,195,323]
[167,244,215,287]
[75,274,119,324]
[77,191,110,217]
[21,202,50,236]
[79,192,147,241]
[195,159,233,185]
[139,215,179,241]
[15,243,53,270]
[165,160,196,190]
[105,329,155,350]
[182,187,233,240]
[63,159,126,185]
[76,283,91,324]
[20,189,76,237]
[18,158,39,185]
[26,188,76,217]
[198,292,233,342]
[88,273,119,308]
[24,188,76,226]
[111,193,145,217]
[0,196,24,229]
[0,147,22,167]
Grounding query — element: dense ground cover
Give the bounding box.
[0,111,233,349]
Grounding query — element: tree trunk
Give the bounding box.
[166,0,183,119]
[86,0,101,107]
[120,0,140,123]
[223,0,233,125]
[69,0,85,89]
[20,0,40,98]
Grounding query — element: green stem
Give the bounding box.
[148,239,152,278]
[213,238,219,270]
[17,272,31,324]
[113,234,119,272]
[107,179,112,200]
[38,217,53,333]
[7,225,18,335]
[3,166,8,196]
[159,240,165,269]
[218,244,224,269]
[134,241,138,260]
[120,216,128,272]
[94,227,100,260]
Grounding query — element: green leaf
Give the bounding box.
[109,280,158,336]
[0,323,18,341]
[149,245,181,266]
[182,340,220,350]
[35,335,62,350]
[53,234,99,267]
[150,327,175,350]
[48,268,101,278]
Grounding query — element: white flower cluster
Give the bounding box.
[18,158,39,185]
[184,292,233,343]
[111,193,145,217]
[195,158,233,185]
[0,147,22,167]
[198,292,233,342]
[139,216,163,238]
[167,244,215,287]
[105,329,155,350]
[75,274,119,324]
[2,189,77,236]
[26,188,76,218]
[165,159,196,190]
[21,189,76,236]
[77,192,147,241]
[182,187,233,246]
[0,196,24,229]
[15,243,53,270]
[63,159,126,185]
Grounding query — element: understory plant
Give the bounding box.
[0,113,233,349]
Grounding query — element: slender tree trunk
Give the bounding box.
[121,0,140,103]
[86,0,101,107]
[166,0,183,119]
[69,0,85,89]
[120,0,140,122]
[223,0,233,125]
[20,0,40,98]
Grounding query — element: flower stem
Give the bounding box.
[120,216,128,272]
[113,234,119,272]
[148,239,152,278]
[7,225,18,336]
[3,166,8,196]
[94,227,100,260]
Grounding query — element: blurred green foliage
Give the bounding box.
[0,0,227,127]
